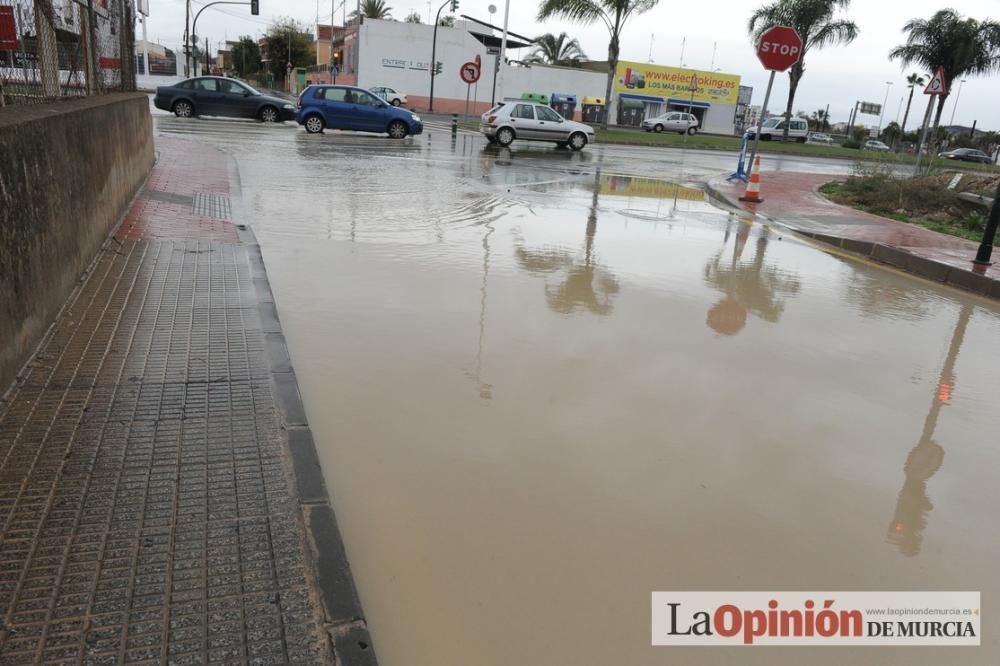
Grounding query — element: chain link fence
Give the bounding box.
[0,0,135,106]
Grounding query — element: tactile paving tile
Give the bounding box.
[192,193,233,221]
[0,237,328,664]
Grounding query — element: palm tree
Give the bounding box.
[537,0,660,130]
[809,107,829,131]
[528,32,587,66]
[899,72,924,134]
[748,0,859,141]
[350,0,392,20]
[889,10,1000,131]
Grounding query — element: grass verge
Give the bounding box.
[819,177,994,242]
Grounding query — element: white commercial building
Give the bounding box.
[336,18,744,132]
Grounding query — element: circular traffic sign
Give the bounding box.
[460,61,481,84]
[756,25,803,72]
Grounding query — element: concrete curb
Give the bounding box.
[227,170,378,662]
[703,178,1000,301]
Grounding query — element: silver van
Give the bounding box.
[746,117,809,142]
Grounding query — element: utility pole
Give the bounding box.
[185,0,190,77]
[973,178,1000,267]
[494,0,509,100]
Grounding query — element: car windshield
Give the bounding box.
[240,82,261,95]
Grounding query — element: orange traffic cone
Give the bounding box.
[739,155,764,203]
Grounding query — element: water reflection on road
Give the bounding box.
[157,118,1000,666]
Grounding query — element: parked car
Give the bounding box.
[153,76,296,122]
[938,148,993,164]
[641,111,699,135]
[296,85,423,138]
[369,86,408,106]
[745,117,809,142]
[807,132,835,145]
[480,101,595,150]
[864,139,891,152]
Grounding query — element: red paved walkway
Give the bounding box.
[709,172,1000,294]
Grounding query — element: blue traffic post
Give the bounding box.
[727,133,749,183]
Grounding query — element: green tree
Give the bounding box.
[528,32,587,66]
[889,10,1000,131]
[404,10,422,23]
[231,36,261,77]
[438,14,455,27]
[748,0,859,141]
[899,72,924,134]
[537,0,659,130]
[350,0,393,20]
[265,18,315,82]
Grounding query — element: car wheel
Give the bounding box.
[568,132,587,151]
[304,114,325,134]
[761,134,772,141]
[391,99,401,107]
[486,135,497,144]
[388,120,408,139]
[654,124,663,133]
[796,136,806,143]
[173,100,194,118]
[259,105,279,122]
[496,127,515,147]
[687,126,697,136]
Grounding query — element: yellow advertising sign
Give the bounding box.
[613,61,740,105]
[601,175,704,201]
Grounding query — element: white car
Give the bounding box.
[864,139,891,152]
[807,132,835,145]
[480,101,596,150]
[745,117,809,142]
[369,86,407,106]
[641,111,699,135]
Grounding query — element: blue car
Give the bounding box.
[296,85,423,138]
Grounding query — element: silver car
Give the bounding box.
[641,111,699,135]
[480,101,595,150]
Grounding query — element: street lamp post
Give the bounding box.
[428,0,452,112]
[949,79,967,126]
[877,80,892,137]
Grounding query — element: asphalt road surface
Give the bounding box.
[155,113,1000,666]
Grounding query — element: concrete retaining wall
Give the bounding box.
[0,93,154,394]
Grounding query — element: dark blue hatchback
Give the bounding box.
[296,85,423,138]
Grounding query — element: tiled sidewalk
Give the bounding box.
[708,172,1000,299]
[0,138,370,664]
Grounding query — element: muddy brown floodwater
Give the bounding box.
[159,119,1000,666]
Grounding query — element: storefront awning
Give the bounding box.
[619,93,666,103]
[667,97,711,109]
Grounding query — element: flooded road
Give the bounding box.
[160,117,1000,665]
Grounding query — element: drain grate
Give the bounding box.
[192,191,233,219]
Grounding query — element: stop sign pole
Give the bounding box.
[747,25,804,178]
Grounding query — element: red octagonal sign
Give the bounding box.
[756,25,803,72]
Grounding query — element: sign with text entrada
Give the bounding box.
[614,61,740,105]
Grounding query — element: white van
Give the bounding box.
[746,117,809,142]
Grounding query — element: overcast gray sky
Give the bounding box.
[147,0,1000,129]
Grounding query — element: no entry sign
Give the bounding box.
[460,61,481,84]
[756,25,803,72]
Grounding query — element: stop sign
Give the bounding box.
[756,25,803,72]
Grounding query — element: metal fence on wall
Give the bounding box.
[0,0,136,106]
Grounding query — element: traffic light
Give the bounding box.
[250,0,259,15]
[434,61,443,75]
[450,0,458,11]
